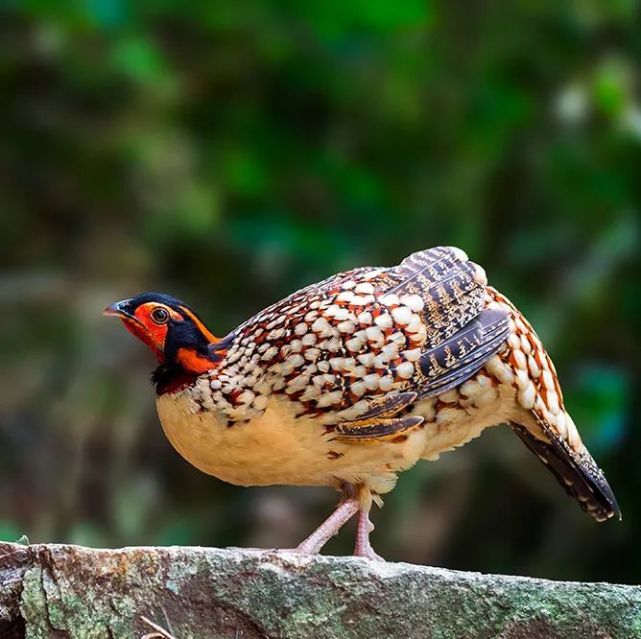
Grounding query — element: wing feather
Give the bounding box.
[415,308,510,399]
[232,246,510,442]
[389,246,488,347]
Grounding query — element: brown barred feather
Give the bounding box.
[334,415,425,442]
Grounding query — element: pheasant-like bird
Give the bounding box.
[105,247,620,559]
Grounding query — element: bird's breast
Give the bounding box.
[155,391,425,493]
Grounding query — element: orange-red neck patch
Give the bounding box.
[176,347,218,374]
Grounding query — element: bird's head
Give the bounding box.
[104,292,226,387]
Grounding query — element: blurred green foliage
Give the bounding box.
[0,1,639,583]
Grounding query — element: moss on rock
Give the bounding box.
[0,542,639,638]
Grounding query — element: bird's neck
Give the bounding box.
[152,364,201,395]
[153,333,234,395]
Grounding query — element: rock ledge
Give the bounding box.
[0,542,639,638]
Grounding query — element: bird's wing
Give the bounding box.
[387,246,489,347]
[233,246,510,440]
[332,248,510,440]
[414,307,510,399]
[383,247,511,399]
[334,392,424,442]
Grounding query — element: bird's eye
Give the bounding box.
[150,307,170,324]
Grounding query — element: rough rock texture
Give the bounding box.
[0,542,640,639]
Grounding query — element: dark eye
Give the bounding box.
[150,307,170,324]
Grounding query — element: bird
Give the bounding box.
[104,246,620,560]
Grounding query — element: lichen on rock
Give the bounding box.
[1,542,640,638]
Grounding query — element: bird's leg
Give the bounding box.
[293,497,359,555]
[353,495,384,561]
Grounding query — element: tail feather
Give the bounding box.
[490,288,621,522]
[511,422,621,522]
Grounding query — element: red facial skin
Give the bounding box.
[106,299,227,390]
[119,302,177,362]
[113,301,223,377]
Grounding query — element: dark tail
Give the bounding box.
[511,423,621,522]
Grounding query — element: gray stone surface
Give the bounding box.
[0,542,640,638]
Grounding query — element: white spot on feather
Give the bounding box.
[346,336,365,352]
[374,313,393,329]
[336,291,354,303]
[294,322,308,336]
[517,382,536,410]
[400,294,424,313]
[396,362,414,379]
[513,349,527,371]
[316,390,343,408]
[380,294,399,307]
[355,282,375,295]
[363,373,380,391]
[350,381,367,397]
[520,335,532,355]
[365,326,384,347]
[546,389,561,416]
[357,353,375,367]
[302,333,317,347]
[391,306,413,326]
[404,348,421,362]
[337,320,356,333]
[565,413,582,450]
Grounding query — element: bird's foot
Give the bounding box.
[353,505,385,561]
[232,546,323,556]
[242,489,385,559]
[353,545,385,561]
[290,498,360,555]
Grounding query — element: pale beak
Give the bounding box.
[103,299,140,324]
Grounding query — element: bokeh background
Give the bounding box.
[1,1,640,584]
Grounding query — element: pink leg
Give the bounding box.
[353,506,384,561]
[292,498,360,555]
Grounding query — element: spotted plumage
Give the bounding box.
[106,246,620,560]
